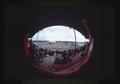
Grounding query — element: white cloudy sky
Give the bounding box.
[32,25,89,42]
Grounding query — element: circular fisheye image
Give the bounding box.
[24,22,93,76]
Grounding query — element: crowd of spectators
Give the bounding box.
[29,39,87,65]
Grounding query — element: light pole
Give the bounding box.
[37,31,40,41]
[73,28,76,52]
